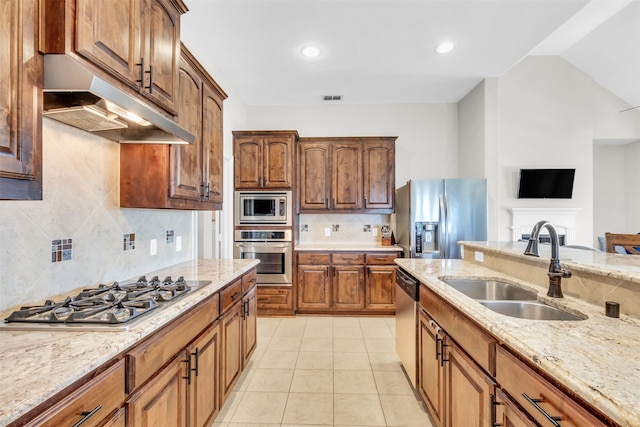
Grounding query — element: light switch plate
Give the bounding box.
[372,227,378,236]
[150,239,157,256]
[324,227,331,237]
[474,251,484,262]
[176,236,182,252]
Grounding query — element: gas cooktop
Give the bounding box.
[1,276,212,331]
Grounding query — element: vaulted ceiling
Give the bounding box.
[181,0,640,109]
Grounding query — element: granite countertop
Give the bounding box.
[395,258,640,427]
[460,240,640,284]
[0,259,259,426]
[295,242,403,252]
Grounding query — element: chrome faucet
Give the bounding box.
[523,220,572,298]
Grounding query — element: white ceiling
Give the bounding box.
[181,0,640,108]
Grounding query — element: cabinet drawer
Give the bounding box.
[220,279,243,313]
[243,269,257,293]
[420,284,495,375]
[257,287,293,308]
[496,346,607,427]
[126,294,219,392]
[25,359,125,427]
[298,252,330,264]
[365,252,399,265]
[332,253,364,264]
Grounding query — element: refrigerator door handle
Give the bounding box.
[439,194,447,259]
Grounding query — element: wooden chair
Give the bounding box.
[605,232,640,254]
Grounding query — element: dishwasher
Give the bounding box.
[395,267,419,387]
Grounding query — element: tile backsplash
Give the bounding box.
[0,119,194,312]
[298,214,391,244]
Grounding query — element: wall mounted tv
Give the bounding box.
[517,168,575,199]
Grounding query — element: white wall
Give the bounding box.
[245,103,459,187]
[495,56,594,245]
[625,141,640,232]
[593,143,627,242]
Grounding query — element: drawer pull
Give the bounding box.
[439,339,449,367]
[73,405,102,427]
[257,297,269,302]
[230,291,241,300]
[522,393,562,426]
[183,356,192,385]
[191,348,199,377]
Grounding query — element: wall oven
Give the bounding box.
[233,229,292,286]
[234,191,292,226]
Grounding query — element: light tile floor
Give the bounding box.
[213,316,435,427]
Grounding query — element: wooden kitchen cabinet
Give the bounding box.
[296,251,399,314]
[234,130,298,189]
[0,0,42,200]
[257,286,294,316]
[242,286,258,367]
[494,389,537,427]
[418,309,446,427]
[51,0,186,114]
[496,345,607,427]
[220,299,242,403]
[21,359,126,427]
[188,322,221,427]
[298,137,396,213]
[120,44,227,210]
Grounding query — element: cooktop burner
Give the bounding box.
[3,275,206,329]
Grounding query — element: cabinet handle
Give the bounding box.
[522,393,562,427]
[136,58,145,88]
[435,334,441,360]
[147,64,153,93]
[72,405,102,427]
[439,339,449,367]
[325,198,329,208]
[257,297,268,302]
[230,291,241,300]
[490,394,502,427]
[191,348,199,377]
[182,356,192,385]
[242,300,248,319]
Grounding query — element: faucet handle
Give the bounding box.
[548,269,571,279]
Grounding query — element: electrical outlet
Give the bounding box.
[324,227,331,237]
[372,227,378,237]
[150,239,157,256]
[176,236,182,252]
[475,251,483,262]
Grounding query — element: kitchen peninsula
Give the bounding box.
[0,259,259,426]
[396,242,640,427]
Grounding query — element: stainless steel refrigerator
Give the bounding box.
[395,179,487,259]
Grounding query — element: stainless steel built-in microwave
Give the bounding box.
[234,191,292,226]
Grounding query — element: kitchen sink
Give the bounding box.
[442,278,538,300]
[479,301,584,321]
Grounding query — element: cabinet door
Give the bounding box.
[189,322,220,427]
[299,142,330,210]
[220,302,243,403]
[102,407,126,427]
[172,57,204,202]
[365,266,396,310]
[418,309,445,427]
[263,136,293,188]
[0,0,42,200]
[139,0,181,114]
[446,342,493,427]
[203,82,224,205]
[234,136,262,189]
[127,352,188,427]
[297,265,331,309]
[75,0,142,89]
[363,140,395,211]
[333,265,365,309]
[331,142,362,209]
[242,286,258,367]
[494,390,537,427]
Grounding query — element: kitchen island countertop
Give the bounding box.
[0,258,258,426]
[396,257,640,427]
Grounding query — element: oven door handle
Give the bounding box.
[235,243,291,248]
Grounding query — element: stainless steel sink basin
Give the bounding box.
[442,278,538,301]
[479,301,584,321]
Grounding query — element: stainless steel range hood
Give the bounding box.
[43,55,194,145]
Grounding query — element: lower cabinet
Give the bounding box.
[220,290,243,404]
[188,323,221,427]
[493,389,537,427]
[242,285,258,367]
[257,286,294,316]
[296,251,400,314]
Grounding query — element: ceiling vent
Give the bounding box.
[322,95,342,101]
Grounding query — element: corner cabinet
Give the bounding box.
[120,44,227,210]
[44,0,186,115]
[233,130,298,190]
[298,137,396,213]
[0,0,42,200]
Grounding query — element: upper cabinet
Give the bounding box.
[298,137,396,213]
[120,44,227,210]
[42,0,186,114]
[233,131,298,190]
[0,0,42,200]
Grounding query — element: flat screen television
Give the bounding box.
[517,168,575,199]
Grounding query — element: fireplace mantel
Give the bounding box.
[509,207,581,244]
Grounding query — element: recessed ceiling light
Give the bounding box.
[300,45,323,58]
[435,42,455,54]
